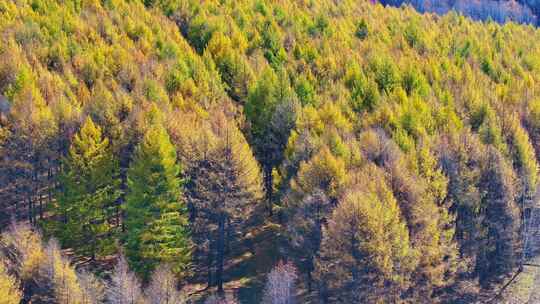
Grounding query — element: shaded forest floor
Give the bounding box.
[36,200,289,303]
[60,217,284,303]
[187,220,284,303]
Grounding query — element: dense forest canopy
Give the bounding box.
[2,0,540,302]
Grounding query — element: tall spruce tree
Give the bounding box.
[124,124,192,277]
[51,117,119,259]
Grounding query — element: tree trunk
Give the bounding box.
[264,166,273,216]
[39,184,44,220]
[307,205,323,292]
[225,217,232,255]
[90,231,96,262]
[216,214,226,293]
[32,164,38,224]
[48,158,53,205]
[307,260,313,291]
[207,245,213,288]
[27,196,33,225]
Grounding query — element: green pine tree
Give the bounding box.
[124,124,192,277]
[51,117,120,259]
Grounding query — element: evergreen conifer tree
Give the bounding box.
[124,124,192,277]
[51,117,120,259]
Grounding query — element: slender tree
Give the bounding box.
[172,111,263,293]
[50,117,120,259]
[261,261,298,304]
[42,239,84,303]
[245,68,297,215]
[124,124,192,277]
[287,190,331,291]
[145,264,185,304]
[106,254,145,304]
[78,270,105,304]
[507,115,538,210]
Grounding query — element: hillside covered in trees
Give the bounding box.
[2,0,540,303]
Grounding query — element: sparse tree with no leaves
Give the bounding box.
[106,254,145,304]
[262,261,297,304]
[145,264,185,304]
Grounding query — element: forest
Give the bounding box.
[2,0,540,303]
